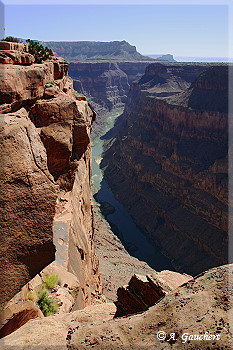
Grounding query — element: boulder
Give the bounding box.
[0,301,43,339]
[115,271,193,317]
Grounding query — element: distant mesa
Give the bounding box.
[147,54,176,62]
[45,40,155,62]
[155,54,176,62]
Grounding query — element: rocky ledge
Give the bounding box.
[1,264,232,349]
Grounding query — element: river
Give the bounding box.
[91,108,174,271]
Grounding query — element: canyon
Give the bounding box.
[45,41,176,137]
[101,62,229,276]
[0,40,231,348]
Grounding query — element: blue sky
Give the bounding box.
[0,1,231,58]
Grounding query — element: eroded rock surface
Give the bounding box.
[1,264,231,349]
[0,42,102,312]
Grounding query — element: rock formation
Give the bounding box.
[101,62,228,275]
[114,271,193,318]
[45,40,154,62]
[0,41,102,311]
[155,53,176,62]
[1,264,231,349]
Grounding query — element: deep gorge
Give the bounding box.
[100,63,228,276]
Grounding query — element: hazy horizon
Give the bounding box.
[1,2,231,59]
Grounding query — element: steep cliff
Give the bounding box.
[0,42,102,309]
[101,62,228,275]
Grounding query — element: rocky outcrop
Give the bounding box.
[155,53,176,62]
[0,42,102,311]
[0,302,117,349]
[0,301,43,339]
[45,40,154,62]
[0,107,58,308]
[101,63,228,275]
[1,264,231,349]
[115,271,193,317]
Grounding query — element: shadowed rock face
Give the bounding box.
[0,43,102,309]
[101,63,229,275]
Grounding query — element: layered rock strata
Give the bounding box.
[1,264,232,349]
[101,63,228,275]
[45,40,153,62]
[0,42,102,310]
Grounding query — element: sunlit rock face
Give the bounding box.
[101,62,228,275]
[0,42,102,310]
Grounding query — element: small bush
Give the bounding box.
[26,39,53,63]
[42,273,59,289]
[37,285,59,317]
[1,36,19,43]
[27,291,38,303]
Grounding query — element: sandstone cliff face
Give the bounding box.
[0,42,102,309]
[102,63,228,275]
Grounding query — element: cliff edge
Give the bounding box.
[0,41,102,310]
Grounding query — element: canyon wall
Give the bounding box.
[101,62,228,275]
[0,42,102,309]
[45,40,153,62]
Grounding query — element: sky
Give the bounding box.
[0,0,232,59]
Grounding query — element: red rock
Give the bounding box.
[0,108,58,308]
[52,57,69,80]
[0,50,35,65]
[76,96,86,101]
[0,55,103,314]
[0,301,43,339]
[0,41,25,51]
[114,271,193,317]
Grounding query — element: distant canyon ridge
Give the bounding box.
[45,41,175,136]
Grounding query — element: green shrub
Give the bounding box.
[26,39,53,63]
[1,36,19,43]
[37,285,59,317]
[42,273,58,289]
